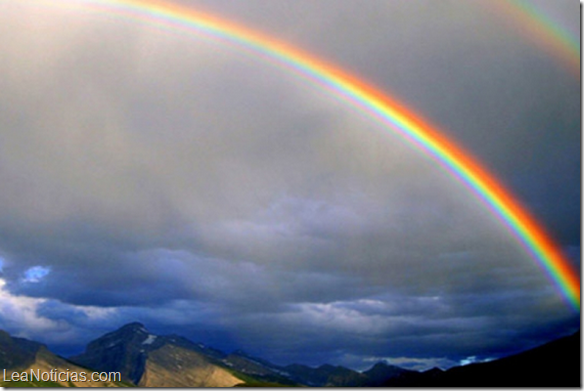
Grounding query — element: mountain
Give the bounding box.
[362,361,417,386]
[0,329,128,387]
[68,323,413,387]
[70,322,150,384]
[70,322,245,387]
[1,323,577,387]
[380,331,581,387]
[282,363,368,386]
[436,330,581,387]
[279,361,420,387]
[222,350,298,386]
[0,329,42,370]
[70,323,580,387]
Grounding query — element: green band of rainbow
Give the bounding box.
[44,0,581,310]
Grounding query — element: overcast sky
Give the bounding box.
[0,0,579,371]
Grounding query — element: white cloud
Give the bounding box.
[0,278,56,337]
[458,355,494,366]
[22,266,51,283]
[0,278,117,345]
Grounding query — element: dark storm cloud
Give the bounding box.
[0,0,578,370]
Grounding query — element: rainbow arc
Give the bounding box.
[46,0,581,310]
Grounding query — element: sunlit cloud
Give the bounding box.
[23,266,51,283]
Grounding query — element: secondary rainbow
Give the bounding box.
[47,0,581,309]
[489,0,579,77]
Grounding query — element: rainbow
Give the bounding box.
[488,0,579,77]
[39,0,581,310]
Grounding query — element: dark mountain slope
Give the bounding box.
[223,351,298,386]
[382,331,581,387]
[363,362,417,386]
[70,322,150,384]
[283,363,368,386]
[70,322,264,387]
[0,329,128,387]
[440,330,580,387]
[0,329,43,369]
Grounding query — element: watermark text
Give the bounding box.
[2,368,121,383]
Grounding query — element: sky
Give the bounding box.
[0,0,580,372]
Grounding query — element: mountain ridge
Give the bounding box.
[0,324,578,387]
[0,330,130,387]
[70,322,243,387]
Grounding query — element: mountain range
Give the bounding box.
[0,323,579,387]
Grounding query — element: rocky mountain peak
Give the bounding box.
[119,322,148,333]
